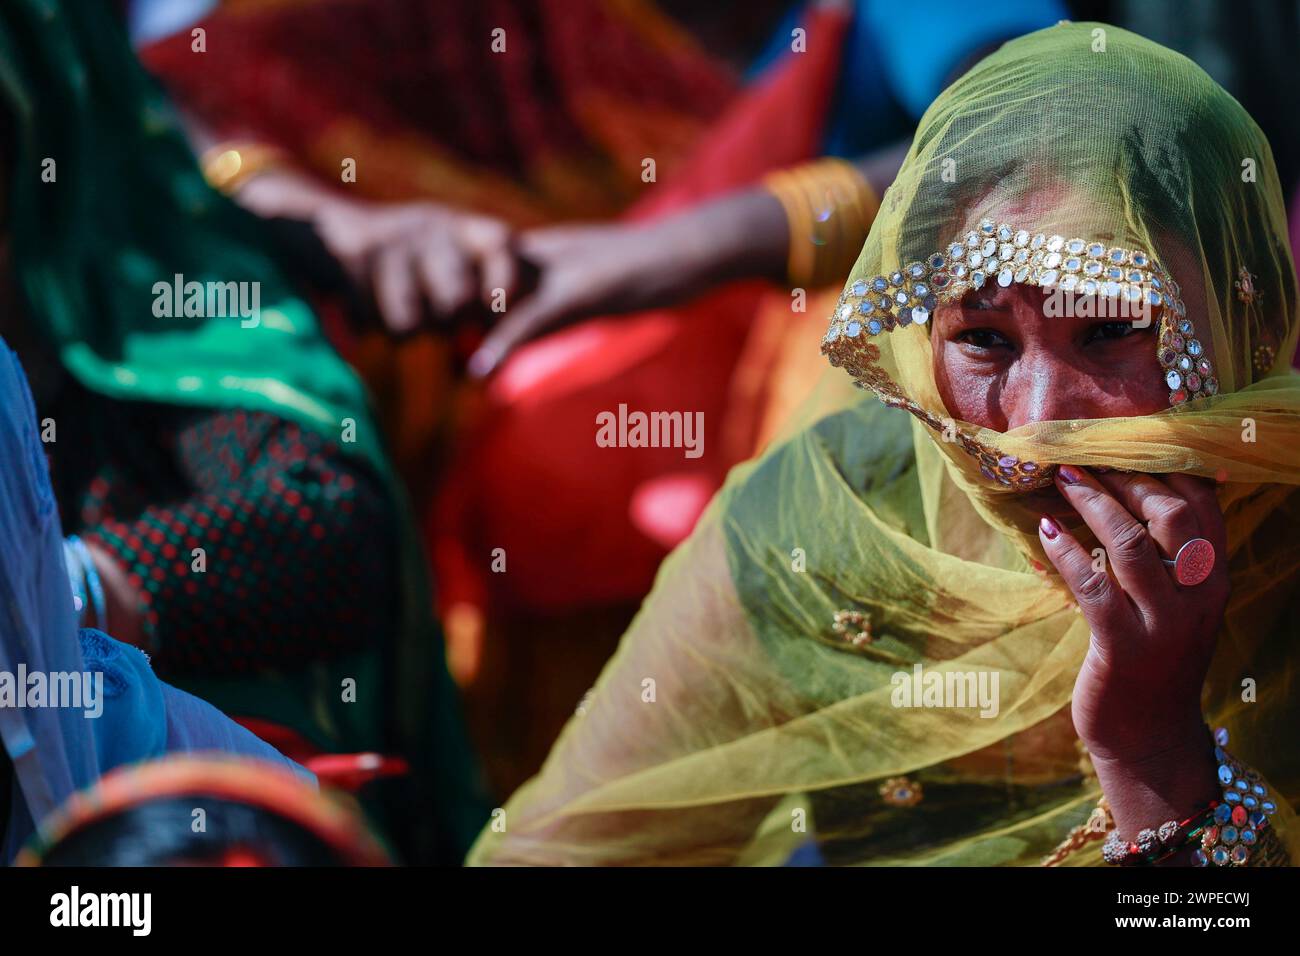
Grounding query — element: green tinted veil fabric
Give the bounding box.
[470,23,1300,866]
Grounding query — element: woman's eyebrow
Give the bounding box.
[958,290,1012,312]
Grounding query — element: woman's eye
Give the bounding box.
[1086,321,1143,343]
[957,328,1012,350]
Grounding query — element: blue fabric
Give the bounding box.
[748,1,1069,156]
[78,628,309,780]
[854,0,1069,122]
[822,4,909,159]
[1,341,308,862]
[0,344,92,859]
[784,839,827,866]
[127,0,218,46]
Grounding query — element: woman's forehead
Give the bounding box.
[951,186,1124,249]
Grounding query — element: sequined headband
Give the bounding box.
[822,217,1219,491]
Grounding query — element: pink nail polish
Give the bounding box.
[1057,465,1083,485]
[1039,515,1061,540]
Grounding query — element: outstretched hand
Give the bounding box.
[466,219,715,378]
[312,199,519,335]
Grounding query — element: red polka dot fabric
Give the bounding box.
[48,393,398,676]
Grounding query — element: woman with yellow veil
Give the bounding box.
[469,22,1300,867]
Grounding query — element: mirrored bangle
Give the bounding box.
[1194,728,1279,867]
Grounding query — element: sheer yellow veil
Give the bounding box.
[469,22,1300,866]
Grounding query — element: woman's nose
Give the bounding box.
[1001,359,1112,430]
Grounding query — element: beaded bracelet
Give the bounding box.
[1102,803,1218,866]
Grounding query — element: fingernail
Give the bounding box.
[467,350,495,379]
[1057,465,1084,485]
[1039,515,1061,540]
[1093,466,1113,474]
[1030,559,1045,572]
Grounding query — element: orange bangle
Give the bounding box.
[763,158,880,288]
[201,141,288,195]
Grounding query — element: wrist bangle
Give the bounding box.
[65,535,107,631]
[1099,725,1281,867]
[62,537,88,624]
[1194,727,1280,866]
[201,141,288,196]
[763,158,879,289]
[1102,803,1218,866]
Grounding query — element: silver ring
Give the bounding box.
[1161,537,1215,586]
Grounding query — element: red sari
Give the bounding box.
[431,6,852,621]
